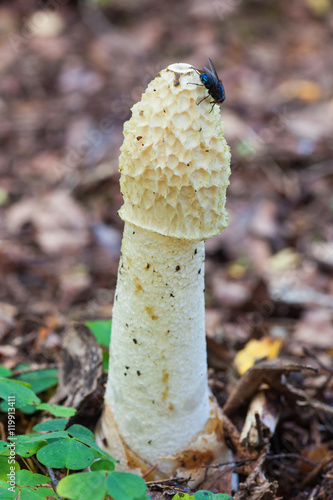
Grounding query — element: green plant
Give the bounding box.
[0,358,148,500]
[0,470,55,500]
[0,330,232,500]
[1,419,147,500]
[0,365,71,417]
[171,493,233,500]
[0,374,76,417]
[85,319,112,370]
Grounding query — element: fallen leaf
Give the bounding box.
[265,248,300,273]
[0,302,17,340]
[223,360,316,416]
[235,338,283,376]
[6,191,89,255]
[27,11,64,38]
[305,0,331,16]
[50,323,104,429]
[292,309,333,350]
[278,80,322,102]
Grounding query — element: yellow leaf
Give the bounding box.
[305,0,331,16]
[278,80,322,102]
[228,262,246,279]
[265,248,300,273]
[235,337,283,375]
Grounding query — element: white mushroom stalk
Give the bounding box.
[96,63,231,482]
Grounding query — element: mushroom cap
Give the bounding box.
[118,63,231,240]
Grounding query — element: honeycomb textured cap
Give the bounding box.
[118,63,231,240]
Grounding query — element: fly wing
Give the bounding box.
[208,58,219,79]
[203,67,215,81]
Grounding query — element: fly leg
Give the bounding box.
[197,94,210,106]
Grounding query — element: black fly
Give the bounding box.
[188,58,226,113]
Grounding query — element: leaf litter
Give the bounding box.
[0,1,333,499]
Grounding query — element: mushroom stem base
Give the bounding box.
[95,394,231,486]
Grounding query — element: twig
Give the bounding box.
[303,347,333,375]
[146,476,191,486]
[299,456,330,489]
[296,396,333,415]
[202,458,256,469]
[47,467,63,500]
[233,450,271,500]
[266,453,315,466]
[309,485,320,500]
[142,463,158,479]
[203,453,315,469]
[255,411,264,448]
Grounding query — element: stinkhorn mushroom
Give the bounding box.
[95,62,231,483]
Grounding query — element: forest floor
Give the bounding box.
[0,0,333,498]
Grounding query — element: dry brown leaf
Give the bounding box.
[223,360,317,417]
[292,309,333,350]
[6,191,89,255]
[0,302,17,340]
[50,323,104,428]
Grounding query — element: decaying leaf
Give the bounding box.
[50,323,104,428]
[223,360,317,416]
[6,191,89,255]
[233,452,281,500]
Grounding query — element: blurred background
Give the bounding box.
[1,0,333,355]
[1,0,332,327]
[1,0,333,496]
